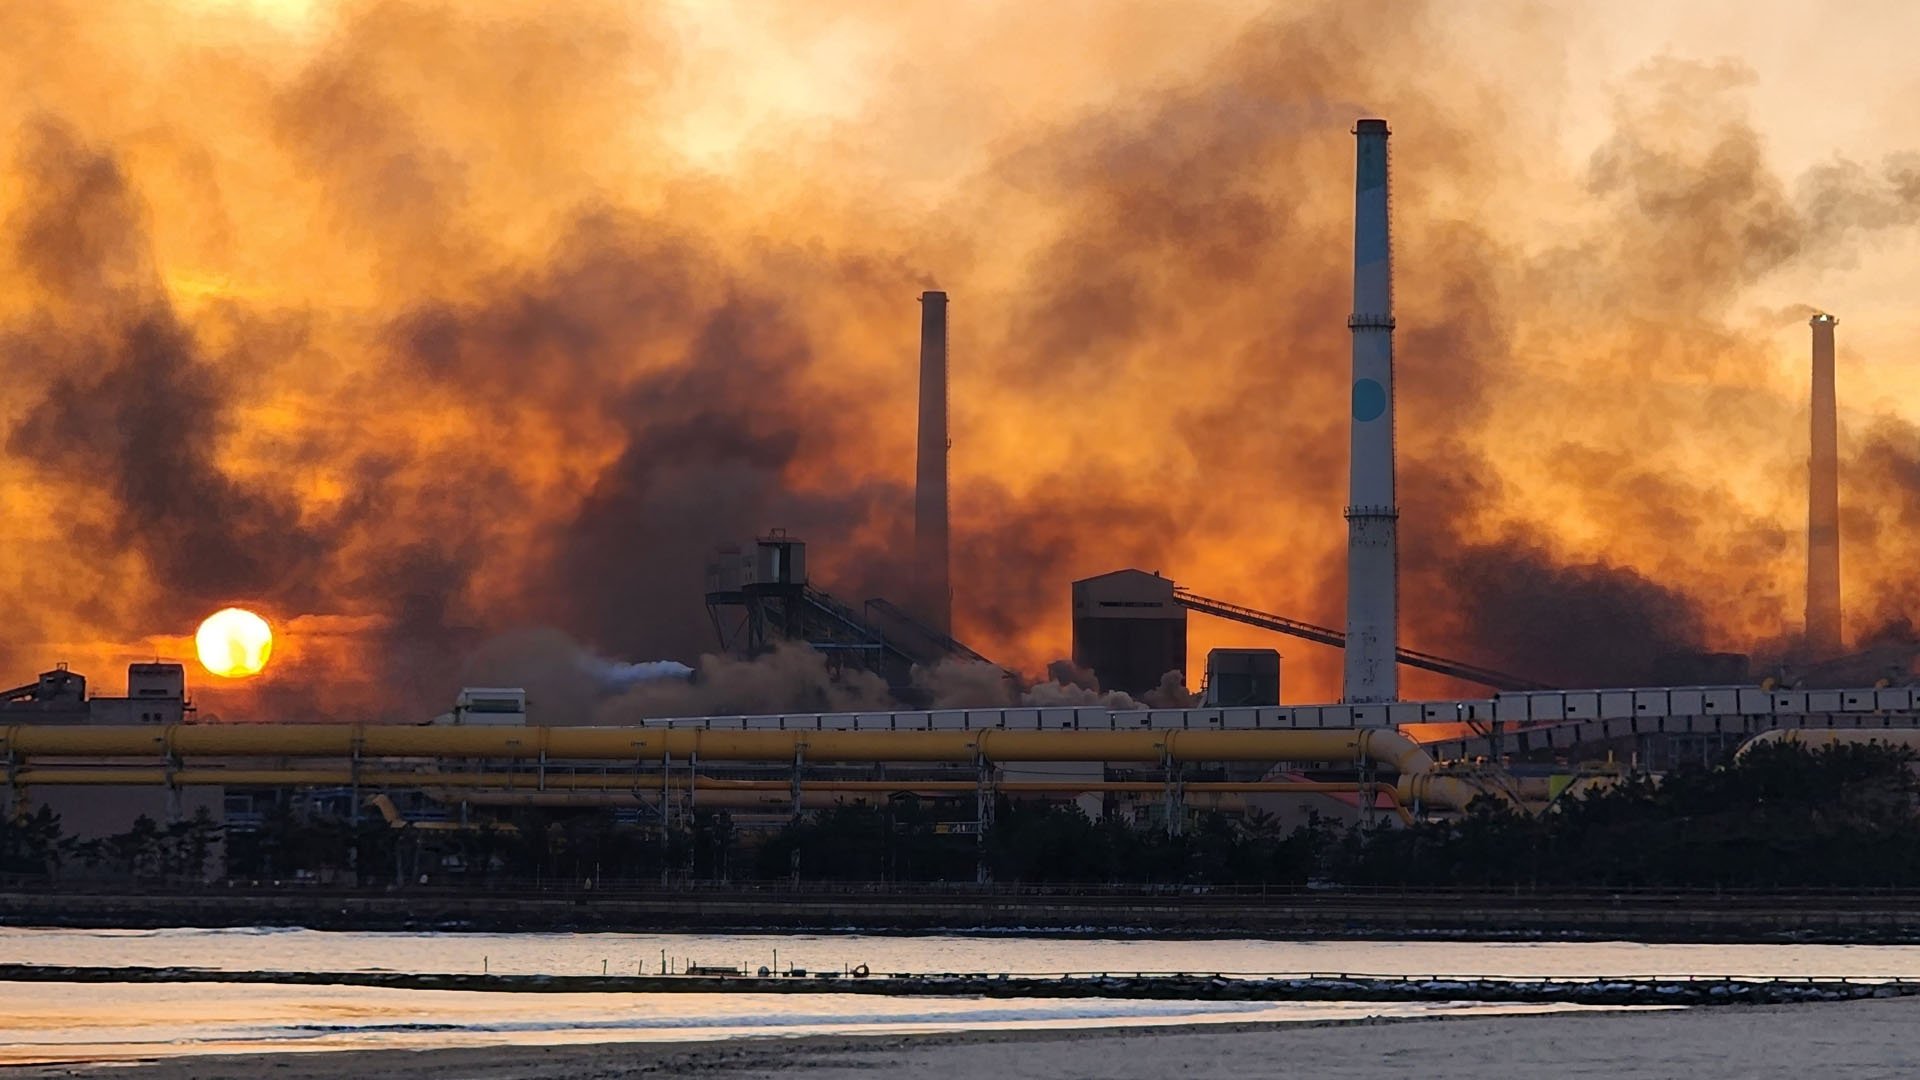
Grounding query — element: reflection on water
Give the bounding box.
[4,928,1917,1064]
[11,927,1920,980]
[0,983,1615,1065]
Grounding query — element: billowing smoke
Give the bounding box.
[459,632,1172,721]
[3,1,1920,719]
[595,643,895,721]
[580,656,694,692]
[457,627,692,723]
[913,657,1168,711]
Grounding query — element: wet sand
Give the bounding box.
[6,996,1918,1080]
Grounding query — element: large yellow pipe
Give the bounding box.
[4,724,1476,811]
[12,770,1409,821]
[1398,773,1496,812]
[432,790,1406,818]
[10,769,1380,797]
[442,790,859,811]
[1735,729,1920,760]
[1,724,1431,768]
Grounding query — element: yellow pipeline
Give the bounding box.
[1397,773,1494,812]
[1,724,1431,768]
[1735,729,1920,760]
[428,776,1405,810]
[446,790,849,811]
[436,790,826,811]
[10,770,1382,797]
[3,723,1478,812]
[11,767,1413,819]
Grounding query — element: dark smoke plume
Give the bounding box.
[5,2,1920,716]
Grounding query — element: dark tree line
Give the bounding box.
[0,806,220,883]
[5,743,1919,890]
[223,803,738,887]
[745,742,1920,889]
[1340,741,1920,889]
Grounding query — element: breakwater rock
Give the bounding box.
[1,963,1912,1007]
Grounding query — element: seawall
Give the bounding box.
[5,888,1920,942]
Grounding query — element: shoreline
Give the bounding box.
[5,998,1916,1079]
[0,1011,1684,1075]
[0,1013,1491,1070]
[7,889,1920,943]
[0,1016,1447,1076]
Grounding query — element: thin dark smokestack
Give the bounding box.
[915,290,952,637]
[1807,312,1842,657]
[1344,118,1397,703]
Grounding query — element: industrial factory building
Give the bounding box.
[1067,577,1282,706]
[2,662,191,726]
[6,115,1920,878]
[1071,570,1188,697]
[1203,650,1283,707]
[2,662,219,846]
[703,531,1002,700]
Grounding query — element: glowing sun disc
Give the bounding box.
[195,608,274,678]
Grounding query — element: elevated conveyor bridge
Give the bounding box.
[1172,589,1551,693]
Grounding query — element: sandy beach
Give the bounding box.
[7,997,1917,1080]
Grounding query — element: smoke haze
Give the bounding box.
[3,1,1920,716]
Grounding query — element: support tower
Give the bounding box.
[1344,119,1398,703]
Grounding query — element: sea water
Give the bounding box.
[3,928,1915,1064]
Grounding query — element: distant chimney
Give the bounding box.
[915,290,952,637]
[1807,313,1842,657]
[1344,119,1398,703]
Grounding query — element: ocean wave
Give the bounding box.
[156,926,313,937]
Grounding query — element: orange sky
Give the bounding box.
[4,1,1920,718]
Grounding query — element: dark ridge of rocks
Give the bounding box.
[0,963,1912,1007]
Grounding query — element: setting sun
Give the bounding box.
[195,608,274,678]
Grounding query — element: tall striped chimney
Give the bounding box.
[1807,312,1842,657]
[915,290,952,637]
[1344,119,1398,703]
